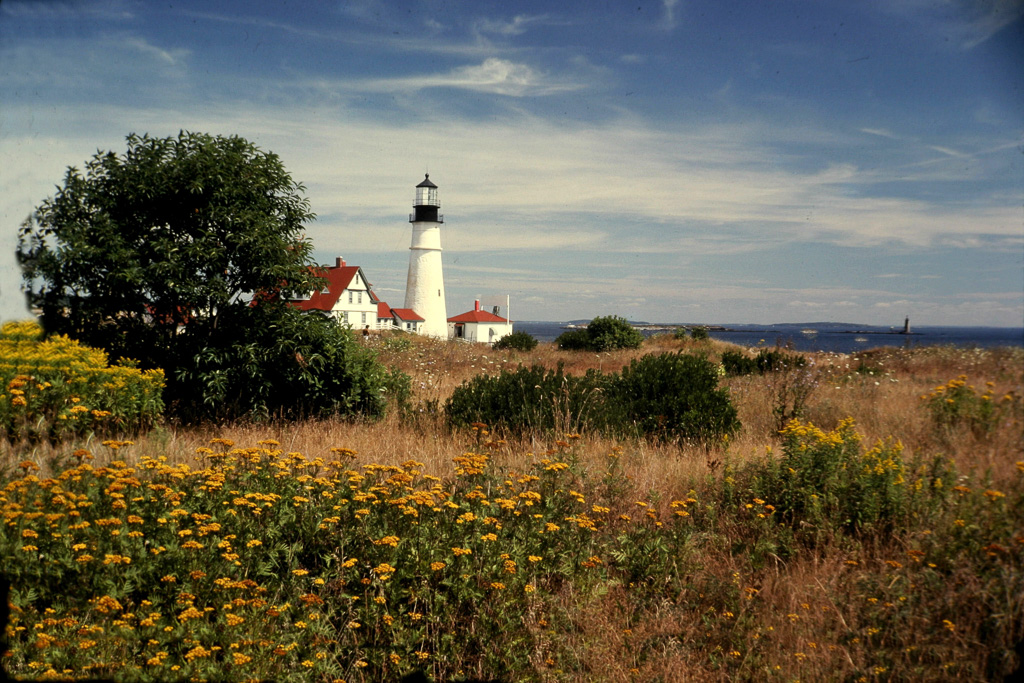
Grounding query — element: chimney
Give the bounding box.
[336,257,345,267]
[474,299,480,312]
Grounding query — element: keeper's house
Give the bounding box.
[290,257,417,331]
[448,300,513,344]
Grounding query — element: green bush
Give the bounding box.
[755,348,806,373]
[555,316,642,351]
[721,348,806,377]
[173,305,398,421]
[607,352,739,444]
[380,332,413,352]
[721,350,757,376]
[553,328,592,350]
[587,315,644,351]
[690,326,710,341]
[1,320,165,443]
[741,418,945,536]
[492,331,538,352]
[447,352,739,444]
[445,364,607,435]
[920,375,1018,438]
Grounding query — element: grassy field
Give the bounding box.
[2,333,1022,681]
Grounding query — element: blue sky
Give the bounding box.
[2,0,1022,326]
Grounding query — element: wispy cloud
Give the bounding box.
[959,0,1024,48]
[354,58,585,96]
[661,0,681,30]
[0,0,132,20]
[860,127,900,139]
[474,14,548,37]
[124,37,189,66]
[876,0,1024,50]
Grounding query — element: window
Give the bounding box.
[348,291,353,304]
[361,312,367,324]
[357,292,362,304]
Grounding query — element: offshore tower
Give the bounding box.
[403,174,448,337]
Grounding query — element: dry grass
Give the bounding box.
[10,335,1021,499]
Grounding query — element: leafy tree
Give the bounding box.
[555,315,643,351]
[17,131,394,421]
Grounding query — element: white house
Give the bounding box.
[448,300,513,344]
[389,307,425,334]
[291,257,387,329]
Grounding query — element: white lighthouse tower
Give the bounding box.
[404,174,448,337]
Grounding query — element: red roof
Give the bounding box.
[377,301,393,318]
[291,264,375,312]
[390,308,424,322]
[448,308,509,324]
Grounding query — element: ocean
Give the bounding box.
[514,321,1024,355]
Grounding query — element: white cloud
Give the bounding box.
[860,127,901,140]
[124,37,189,66]
[0,0,133,21]
[874,0,1024,50]
[354,58,584,96]
[661,0,681,30]
[474,14,548,37]
[958,0,1024,48]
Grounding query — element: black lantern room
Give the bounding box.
[411,174,442,223]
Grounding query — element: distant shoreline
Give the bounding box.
[517,321,1023,353]
[549,321,1022,333]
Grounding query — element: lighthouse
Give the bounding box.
[403,174,448,337]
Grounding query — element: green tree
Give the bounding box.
[17,131,393,421]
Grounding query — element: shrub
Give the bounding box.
[555,316,642,351]
[492,330,538,352]
[607,352,739,444]
[0,320,164,442]
[172,305,397,421]
[587,315,644,351]
[920,375,1017,438]
[755,348,806,373]
[690,326,710,341]
[720,348,806,377]
[445,364,608,435]
[553,328,593,350]
[721,350,757,376]
[447,352,739,445]
[380,332,414,353]
[741,418,945,536]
